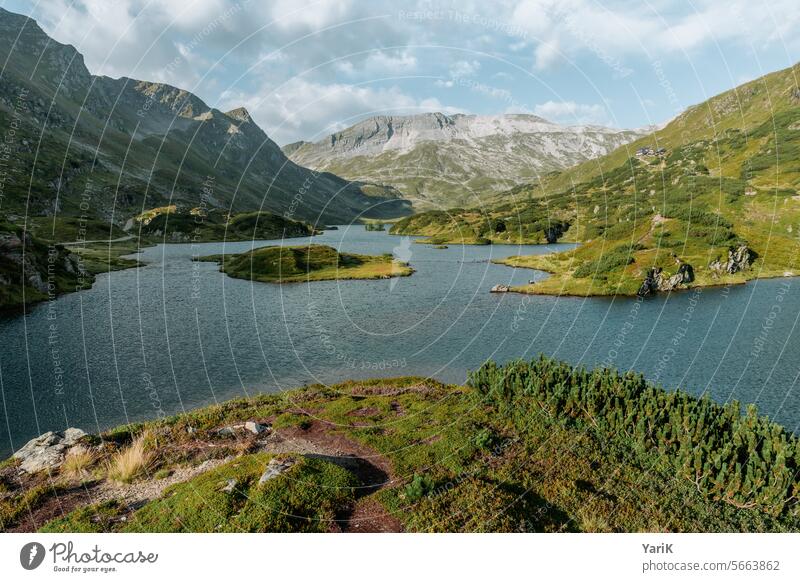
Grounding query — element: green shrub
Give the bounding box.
[468,357,800,517]
[405,474,436,503]
[473,428,497,450]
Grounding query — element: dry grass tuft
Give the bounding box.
[61,447,96,479]
[107,432,154,483]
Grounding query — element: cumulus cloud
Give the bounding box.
[514,0,800,69]
[449,59,481,78]
[12,0,800,141]
[269,0,354,31]
[220,77,463,144]
[334,50,418,79]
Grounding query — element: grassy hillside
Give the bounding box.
[0,221,82,309]
[0,8,410,228]
[0,208,329,309]
[3,357,798,533]
[0,219,139,310]
[200,244,413,283]
[394,63,800,296]
[391,208,571,246]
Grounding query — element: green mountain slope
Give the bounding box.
[394,63,800,296]
[0,8,410,226]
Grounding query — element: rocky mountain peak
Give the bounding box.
[0,7,410,224]
[285,112,648,208]
[225,106,254,124]
[131,81,211,119]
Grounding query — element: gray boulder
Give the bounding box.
[13,428,87,473]
[258,458,296,485]
[244,421,269,435]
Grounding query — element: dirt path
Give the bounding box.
[8,420,403,533]
[7,457,232,533]
[262,422,403,533]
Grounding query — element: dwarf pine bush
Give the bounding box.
[468,357,800,517]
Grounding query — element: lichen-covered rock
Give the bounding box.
[709,244,753,274]
[638,263,695,297]
[13,428,87,473]
[244,421,269,435]
[637,269,659,297]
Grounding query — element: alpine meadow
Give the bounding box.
[1,4,800,578]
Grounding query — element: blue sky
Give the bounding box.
[4,0,800,144]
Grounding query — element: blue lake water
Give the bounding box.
[1,225,799,457]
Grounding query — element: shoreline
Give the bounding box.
[4,358,799,533]
[492,255,799,298]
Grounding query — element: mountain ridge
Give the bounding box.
[285,112,648,208]
[0,7,410,225]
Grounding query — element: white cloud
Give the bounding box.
[12,0,800,142]
[221,77,462,144]
[533,100,609,125]
[449,59,481,78]
[363,50,418,74]
[534,40,561,70]
[513,0,800,69]
[269,0,354,31]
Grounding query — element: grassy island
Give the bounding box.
[3,357,799,533]
[200,244,413,283]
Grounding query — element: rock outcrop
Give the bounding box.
[0,229,87,298]
[637,263,695,297]
[490,284,511,293]
[215,420,271,437]
[13,428,87,473]
[544,223,569,244]
[709,244,754,274]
